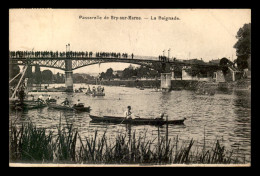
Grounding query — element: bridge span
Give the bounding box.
[9,56,221,92]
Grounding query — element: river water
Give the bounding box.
[9,83,251,163]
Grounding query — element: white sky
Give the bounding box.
[10,9,251,74]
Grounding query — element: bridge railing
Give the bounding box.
[9,51,221,69]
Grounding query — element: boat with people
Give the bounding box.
[45,98,57,104]
[85,85,105,96]
[85,91,105,96]
[48,103,75,110]
[72,103,91,112]
[89,114,186,125]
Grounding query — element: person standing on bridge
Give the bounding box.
[132,53,134,59]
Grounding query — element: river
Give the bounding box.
[9,83,251,163]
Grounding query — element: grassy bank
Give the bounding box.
[9,121,244,164]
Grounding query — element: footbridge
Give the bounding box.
[9,55,221,91]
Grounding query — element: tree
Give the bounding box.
[42,70,53,83]
[100,72,106,79]
[34,65,42,84]
[233,23,251,70]
[74,75,85,83]
[9,64,21,86]
[9,64,20,79]
[105,68,114,79]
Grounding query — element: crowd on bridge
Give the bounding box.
[96,52,132,59]
[9,51,134,59]
[158,55,177,62]
[159,55,170,62]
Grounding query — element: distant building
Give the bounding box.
[209,59,221,65]
[213,66,242,82]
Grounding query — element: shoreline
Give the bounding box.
[27,79,251,92]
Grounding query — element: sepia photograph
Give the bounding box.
[9,9,251,167]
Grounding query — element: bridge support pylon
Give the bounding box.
[65,59,73,92]
[65,71,73,92]
[161,73,171,92]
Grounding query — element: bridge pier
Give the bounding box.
[65,59,73,92]
[65,71,73,92]
[161,73,171,91]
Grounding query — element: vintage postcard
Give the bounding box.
[9,9,251,167]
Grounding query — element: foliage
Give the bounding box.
[73,75,85,83]
[9,65,20,78]
[9,121,244,164]
[121,65,161,79]
[9,64,21,86]
[41,70,53,83]
[100,68,115,79]
[233,23,251,70]
[34,65,42,84]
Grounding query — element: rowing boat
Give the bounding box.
[72,104,91,112]
[85,92,105,96]
[48,104,74,110]
[10,101,47,111]
[48,103,91,112]
[89,115,186,125]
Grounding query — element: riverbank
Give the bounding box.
[87,80,199,90]
[86,78,251,91]
[26,78,251,93]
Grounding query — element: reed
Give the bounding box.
[9,121,245,164]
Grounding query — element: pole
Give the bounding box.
[11,65,28,99]
[9,72,22,84]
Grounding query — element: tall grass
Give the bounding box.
[9,121,245,164]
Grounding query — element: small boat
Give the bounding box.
[74,89,84,93]
[11,101,47,111]
[139,87,144,90]
[86,91,105,96]
[72,103,91,112]
[48,104,74,110]
[24,103,47,110]
[45,98,57,104]
[93,92,105,96]
[89,115,186,125]
[85,92,93,96]
[48,103,91,112]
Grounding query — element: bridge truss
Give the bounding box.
[9,57,221,71]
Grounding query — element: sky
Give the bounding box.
[9,9,251,74]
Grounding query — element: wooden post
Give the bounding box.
[166,115,168,147]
